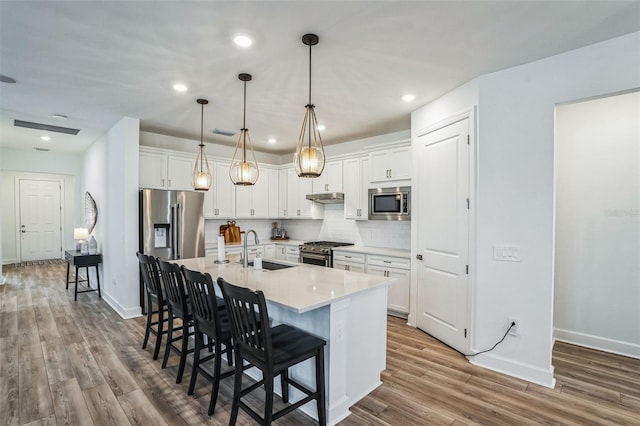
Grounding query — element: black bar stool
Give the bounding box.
[136,252,168,360]
[181,266,234,416]
[157,259,196,383]
[218,278,327,426]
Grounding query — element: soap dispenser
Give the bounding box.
[254,251,262,270]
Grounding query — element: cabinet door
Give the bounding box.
[389,147,411,180]
[367,264,410,314]
[139,151,167,189]
[334,260,365,272]
[235,185,252,218]
[167,155,194,190]
[275,245,287,260]
[312,160,343,193]
[370,151,391,182]
[278,169,288,217]
[215,161,235,218]
[268,169,280,218]
[264,244,276,259]
[298,177,314,217]
[286,168,300,217]
[252,170,270,218]
[343,158,362,219]
[203,163,216,217]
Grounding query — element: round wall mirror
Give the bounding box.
[85,192,98,234]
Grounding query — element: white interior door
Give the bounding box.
[416,118,470,352]
[19,179,62,261]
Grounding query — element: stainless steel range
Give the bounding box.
[299,241,354,267]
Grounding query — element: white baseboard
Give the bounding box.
[470,353,556,389]
[102,291,142,319]
[2,258,17,265]
[554,328,640,359]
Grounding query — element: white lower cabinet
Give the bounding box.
[263,244,276,259]
[366,254,410,316]
[285,246,300,263]
[275,245,287,260]
[333,251,365,272]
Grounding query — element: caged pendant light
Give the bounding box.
[294,33,325,178]
[230,73,259,185]
[192,98,212,191]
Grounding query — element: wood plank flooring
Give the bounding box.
[1,262,638,425]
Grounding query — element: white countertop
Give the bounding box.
[174,254,393,314]
[331,245,411,258]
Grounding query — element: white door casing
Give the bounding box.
[415,117,470,352]
[19,179,63,261]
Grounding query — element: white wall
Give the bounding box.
[0,147,83,264]
[84,117,140,318]
[554,91,640,358]
[411,32,640,387]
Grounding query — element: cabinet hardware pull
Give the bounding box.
[345,255,352,258]
[161,179,165,186]
[416,254,423,260]
[384,260,391,263]
[168,179,171,187]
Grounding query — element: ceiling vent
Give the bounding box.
[212,128,236,137]
[14,119,80,135]
[34,147,50,152]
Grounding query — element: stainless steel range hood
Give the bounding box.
[306,192,344,204]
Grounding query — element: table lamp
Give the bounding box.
[74,228,89,251]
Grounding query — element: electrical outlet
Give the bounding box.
[508,317,519,336]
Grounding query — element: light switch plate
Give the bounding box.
[493,245,522,262]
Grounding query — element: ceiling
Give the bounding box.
[1,1,639,155]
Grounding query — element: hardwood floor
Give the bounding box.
[1,262,638,425]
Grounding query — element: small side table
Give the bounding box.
[65,250,102,301]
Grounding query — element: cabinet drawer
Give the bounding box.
[367,254,410,270]
[333,251,365,264]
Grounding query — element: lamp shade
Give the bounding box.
[74,228,89,240]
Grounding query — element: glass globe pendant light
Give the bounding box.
[230,73,259,185]
[192,98,212,191]
[294,33,325,178]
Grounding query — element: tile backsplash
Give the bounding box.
[205,205,410,250]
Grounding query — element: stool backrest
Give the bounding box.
[157,259,188,315]
[136,252,163,300]
[218,278,272,365]
[181,266,224,338]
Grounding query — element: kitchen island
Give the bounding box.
[173,255,393,425]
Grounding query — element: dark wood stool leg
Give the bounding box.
[316,349,326,426]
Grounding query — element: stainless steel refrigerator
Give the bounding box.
[139,189,205,309]
[139,189,205,261]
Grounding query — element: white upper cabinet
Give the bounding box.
[235,167,274,218]
[204,160,235,218]
[139,151,168,189]
[344,156,370,220]
[278,168,288,218]
[287,167,322,219]
[312,160,343,193]
[139,147,195,190]
[268,168,280,218]
[369,146,411,183]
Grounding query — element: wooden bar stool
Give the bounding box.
[136,252,168,360]
[218,278,327,426]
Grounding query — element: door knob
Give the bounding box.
[21,230,26,233]
[416,254,423,260]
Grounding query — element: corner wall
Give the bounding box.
[84,117,140,318]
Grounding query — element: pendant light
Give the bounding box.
[230,73,259,185]
[294,33,325,178]
[192,98,212,191]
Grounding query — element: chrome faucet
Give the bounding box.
[242,229,259,268]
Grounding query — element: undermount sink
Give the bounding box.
[247,260,296,271]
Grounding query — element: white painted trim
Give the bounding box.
[102,291,142,319]
[554,328,640,359]
[413,107,475,138]
[362,138,411,151]
[470,352,557,389]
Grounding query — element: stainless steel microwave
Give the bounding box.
[368,186,411,220]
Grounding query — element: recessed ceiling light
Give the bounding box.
[268,138,277,144]
[317,125,326,132]
[233,34,253,48]
[401,94,416,102]
[51,114,68,120]
[172,83,188,92]
[40,135,51,141]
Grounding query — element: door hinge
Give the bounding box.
[466,198,469,209]
[466,265,469,274]
[467,135,470,145]
[464,328,467,338]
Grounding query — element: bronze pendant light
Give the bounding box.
[294,33,325,178]
[230,73,259,185]
[192,98,212,191]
